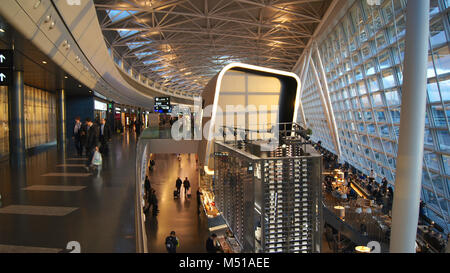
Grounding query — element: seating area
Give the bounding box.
[313,142,448,253]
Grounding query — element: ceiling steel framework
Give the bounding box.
[94,0,332,95]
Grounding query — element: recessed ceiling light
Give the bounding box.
[42,61,47,64]
[64,76,68,79]
[89,90,92,93]
[0,29,5,33]
[78,84,82,87]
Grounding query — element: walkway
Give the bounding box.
[0,131,137,253]
[145,153,209,253]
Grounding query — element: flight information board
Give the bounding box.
[154,97,171,113]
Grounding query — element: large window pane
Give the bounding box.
[427,80,441,103]
[424,129,434,146]
[379,50,392,70]
[375,110,387,122]
[424,151,440,171]
[430,18,447,48]
[382,69,397,88]
[361,95,370,108]
[372,93,384,107]
[365,59,377,75]
[437,130,450,152]
[357,81,367,95]
[443,155,450,176]
[439,77,450,102]
[391,109,401,123]
[380,125,391,138]
[367,76,380,92]
[433,46,450,76]
[431,105,447,127]
[385,90,400,105]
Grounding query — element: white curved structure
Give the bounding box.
[0,0,195,107]
[198,62,304,171]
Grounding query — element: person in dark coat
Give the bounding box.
[175,177,182,195]
[144,176,151,196]
[206,234,222,253]
[165,231,179,253]
[150,189,158,215]
[135,118,141,137]
[183,177,191,197]
[85,118,99,168]
[99,118,112,155]
[80,118,88,156]
[72,117,83,156]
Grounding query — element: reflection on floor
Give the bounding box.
[0,131,138,253]
[145,153,209,253]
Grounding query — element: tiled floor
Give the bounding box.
[0,131,138,253]
[145,153,210,253]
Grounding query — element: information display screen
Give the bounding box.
[154,97,171,113]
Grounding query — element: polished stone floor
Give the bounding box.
[145,153,210,253]
[0,131,137,253]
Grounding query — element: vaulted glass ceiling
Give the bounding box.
[94,0,332,95]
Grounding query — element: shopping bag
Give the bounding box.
[92,151,103,166]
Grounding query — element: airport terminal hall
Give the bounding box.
[0,0,449,260]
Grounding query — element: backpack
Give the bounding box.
[165,236,176,251]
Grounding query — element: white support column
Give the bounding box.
[390,0,430,253]
[314,46,342,158]
[297,49,312,128]
[298,54,307,81]
[300,49,312,98]
[296,55,308,126]
[310,57,339,154]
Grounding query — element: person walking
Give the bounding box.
[80,118,88,156]
[72,117,83,156]
[144,175,151,197]
[99,118,111,155]
[150,189,159,216]
[206,234,222,253]
[135,118,141,137]
[183,177,190,197]
[85,118,99,170]
[175,177,182,195]
[165,231,179,253]
[149,159,155,172]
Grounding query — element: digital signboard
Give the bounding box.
[154,97,171,113]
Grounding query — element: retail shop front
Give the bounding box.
[94,99,107,122]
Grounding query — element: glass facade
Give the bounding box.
[0,86,8,157]
[300,0,450,231]
[24,86,57,149]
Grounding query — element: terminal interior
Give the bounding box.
[0,0,449,253]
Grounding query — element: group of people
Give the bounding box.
[317,138,450,253]
[175,177,191,197]
[73,116,112,172]
[143,175,159,216]
[165,231,223,253]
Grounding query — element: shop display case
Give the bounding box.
[213,138,323,253]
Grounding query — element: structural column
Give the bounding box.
[56,89,66,150]
[314,46,341,159]
[8,69,25,165]
[390,0,430,253]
